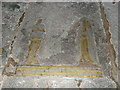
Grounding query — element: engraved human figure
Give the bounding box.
[25,19,45,65]
[79,19,94,64]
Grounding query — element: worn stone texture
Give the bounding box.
[0,1,3,90]
[118,2,120,87]
[0,1,119,89]
[2,2,27,65]
[2,76,117,88]
[103,2,118,74]
[0,0,117,2]
[2,2,100,66]
[80,77,117,88]
[101,2,119,88]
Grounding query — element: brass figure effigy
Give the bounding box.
[79,19,94,65]
[15,18,103,77]
[25,19,45,65]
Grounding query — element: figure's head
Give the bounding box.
[36,19,42,25]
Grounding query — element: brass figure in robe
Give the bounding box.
[25,19,45,65]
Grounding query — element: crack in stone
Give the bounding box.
[99,2,119,88]
[2,12,26,76]
[18,12,25,27]
[9,12,26,55]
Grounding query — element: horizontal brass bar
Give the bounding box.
[32,29,45,32]
[16,72,102,77]
[31,37,43,39]
[16,65,103,77]
[16,68,101,72]
[16,69,102,74]
[16,65,101,70]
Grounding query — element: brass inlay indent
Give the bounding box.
[25,40,41,64]
[25,19,45,65]
[79,19,94,64]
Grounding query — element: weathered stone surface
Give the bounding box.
[99,2,119,88]
[80,77,117,88]
[2,76,117,88]
[2,2,27,66]
[1,2,101,66]
[1,1,118,89]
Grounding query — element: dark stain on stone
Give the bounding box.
[112,0,116,4]
[2,57,17,76]
[75,79,82,88]
[2,2,20,11]
[10,4,20,10]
